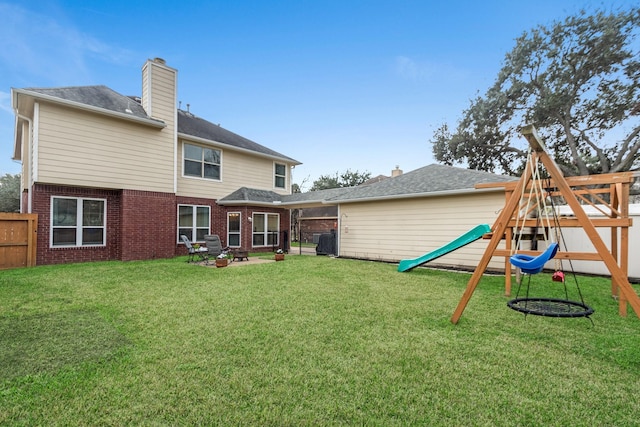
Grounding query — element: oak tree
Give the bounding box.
[432,8,640,176]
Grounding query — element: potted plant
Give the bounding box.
[275,249,285,261]
[215,253,230,268]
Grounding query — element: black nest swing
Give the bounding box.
[508,243,594,320]
[508,297,594,318]
[507,161,593,320]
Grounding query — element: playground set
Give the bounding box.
[399,125,640,323]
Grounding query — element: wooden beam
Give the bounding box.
[475,171,637,190]
[493,249,608,261]
[531,137,640,318]
[451,157,534,324]
[452,125,638,323]
[506,218,632,228]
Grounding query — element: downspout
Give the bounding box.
[336,206,342,257]
[15,113,32,213]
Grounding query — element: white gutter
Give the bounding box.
[12,88,166,129]
[14,113,32,212]
[173,69,178,194]
[321,186,508,205]
[216,200,286,207]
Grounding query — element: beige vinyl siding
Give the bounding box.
[147,65,175,124]
[338,192,506,270]
[177,139,291,199]
[36,103,174,192]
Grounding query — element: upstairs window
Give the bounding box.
[274,163,286,189]
[51,196,106,247]
[184,143,221,180]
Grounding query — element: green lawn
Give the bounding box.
[1,255,639,425]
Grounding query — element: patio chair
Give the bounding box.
[203,234,224,258]
[180,235,209,263]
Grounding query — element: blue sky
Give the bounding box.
[1,0,633,189]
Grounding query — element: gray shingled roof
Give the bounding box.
[323,164,517,203]
[218,187,284,205]
[282,187,353,203]
[23,85,153,120]
[218,165,515,206]
[177,110,299,163]
[19,85,299,163]
[218,186,352,206]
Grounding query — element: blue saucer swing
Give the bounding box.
[510,242,559,275]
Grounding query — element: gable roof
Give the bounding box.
[217,187,284,206]
[217,186,351,207]
[324,164,517,204]
[218,165,516,207]
[177,110,299,163]
[13,85,299,164]
[14,85,164,127]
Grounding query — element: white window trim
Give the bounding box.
[274,162,287,189]
[50,196,107,248]
[227,212,241,248]
[182,142,222,182]
[177,204,211,243]
[252,212,280,247]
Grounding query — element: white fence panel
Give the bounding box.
[556,204,640,280]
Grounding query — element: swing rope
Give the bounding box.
[507,156,594,320]
[510,151,558,274]
[544,180,592,313]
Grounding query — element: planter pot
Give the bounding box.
[275,254,285,261]
[215,258,229,268]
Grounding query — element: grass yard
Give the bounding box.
[1,255,639,425]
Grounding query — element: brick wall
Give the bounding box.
[30,184,292,264]
[121,190,176,261]
[32,184,122,265]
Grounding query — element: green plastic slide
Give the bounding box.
[397,224,491,272]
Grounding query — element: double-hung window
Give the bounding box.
[252,213,279,246]
[178,205,210,243]
[274,163,286,189]
[51,196,106,247]
[184,143,221,180]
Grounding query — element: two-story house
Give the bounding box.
[12,58,300,265]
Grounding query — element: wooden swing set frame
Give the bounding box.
[451,124,640,324]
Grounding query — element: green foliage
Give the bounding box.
[0,257,639,425]
[291,182,302,193]
[0,173,21,212]
[310,169,372,190]
[432,7,640,176]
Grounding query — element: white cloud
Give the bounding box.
[0,2,133,85]
[0,91,11,115]
[395,56,434,81]
[394,55,469,84]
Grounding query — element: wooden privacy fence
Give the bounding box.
[0,213,38,269]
